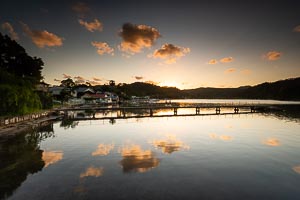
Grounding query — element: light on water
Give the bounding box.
[1,112,300,200]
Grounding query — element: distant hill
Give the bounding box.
[119,77,300,100]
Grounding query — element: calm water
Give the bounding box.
[1,110,300,199]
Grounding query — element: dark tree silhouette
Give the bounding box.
[0,33,43,84]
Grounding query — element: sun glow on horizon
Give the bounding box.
[158,81,183,89]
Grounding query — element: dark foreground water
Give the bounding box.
[1,111,300,200]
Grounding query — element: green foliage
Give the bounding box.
[0,33,43,84]
[0,33,46,116]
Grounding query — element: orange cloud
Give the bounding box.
[79,19,103,32]
[145,80,159,85]
[263,138,280,146]
[134,76,144,80]
[220,57,234,63]
[150,135,190,154]
[293,165,300,174]
[1,22,19,40]
[80,166,103,178]
[63,73,72,79]
[72,2,90,17]
[293,25,300,32]
[151,43,190,64]
[224,68,236,74]
[208,59,218,64]
[93,77,101,81]
[74,76,85,84]
[119,23,161,54]
[92,143,114,156]
[209,133,233,141]
[42,151,63,167]
[91,41,114,55]
[240,69,252,75]
[119,145,160,173]
[21,23,63,48]
[264,51,282,61]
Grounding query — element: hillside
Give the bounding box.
[119,77,300,100]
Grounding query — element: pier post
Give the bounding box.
[122,108,126,118]
[150,108,153,117]
[216,107,221,114]
[234,107,239,113]
[174,108,178,115]
[250,106,255,113]
[196,107,200,115]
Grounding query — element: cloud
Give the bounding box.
[263,138,280,146]
[293,165,300,174]
[93,77,101,81]
[72,2,90,17]
[145,80,159,85]
[74,76,85,84]
[42,151,63,167]
[80,166,103,178]
[151,43,190,64]
[119,23,161,54]
[119,145,160,173]
[220,57,234,63]
[91,41,114,55]
[150,135,190,154]
[224,68,236,74]
[134,76,144,80]
[1,22,19,40]
[92,144,114,156]
[87,80,101,85]
[208,59,218,64]
[264,51,282,61]
[209,133,233,141]
[293,25,300,32]
[240,69,252,75]
[63,73,72,79]
[79,19,103,32]
[21,22,63,48]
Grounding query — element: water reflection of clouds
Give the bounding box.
[80,166,104,178]
[263,138,280,146]
[92,143,114,156]
[150,134,190,154]
[209,133,233,141]
[42,151,63,167]
[292,165,300,174]
[119,145,159,173]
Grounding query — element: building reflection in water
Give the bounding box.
[42,151,63,167]
[150,134,190,154]
[92,143,114,156]
[119,145,160,173]
[263,138,280,146]
[80,166,104,178]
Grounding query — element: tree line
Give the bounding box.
[0,33,51,116]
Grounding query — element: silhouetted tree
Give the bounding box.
[0,33,43,84]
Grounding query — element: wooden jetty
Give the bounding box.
[55,104,272,120]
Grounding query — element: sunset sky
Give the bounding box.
[1,0,300,89]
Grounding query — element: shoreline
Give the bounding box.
[0,115,61,139]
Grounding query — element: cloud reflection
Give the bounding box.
[92,143,114,156]
[150,135,190,154]
[292,165,300,174]
[119,145,159,173]
[263,138,280,146]
[42,151,63,167]
[209,133,233,141]
[80,166,103,178]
